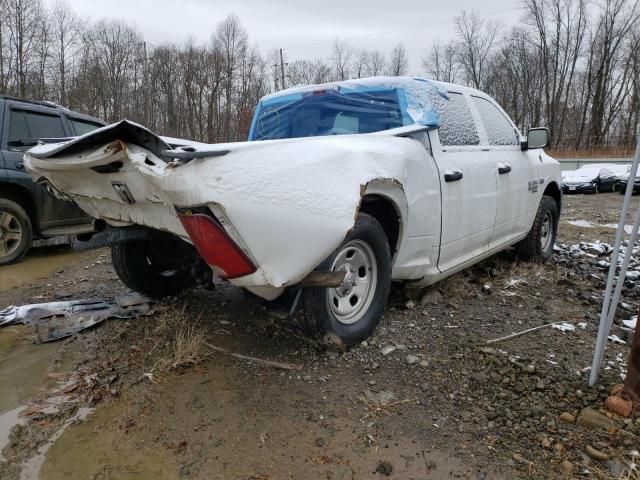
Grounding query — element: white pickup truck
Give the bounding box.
[25,77,562,347]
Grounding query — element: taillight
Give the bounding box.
[177,212,256,279]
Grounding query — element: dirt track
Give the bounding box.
[1,191,639,480]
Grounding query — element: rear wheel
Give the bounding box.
[516,195,558,262]
[111,235,196,298]
[0,198,32,266]
[302,213,391,348]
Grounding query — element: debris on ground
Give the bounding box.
[0,294,153,342]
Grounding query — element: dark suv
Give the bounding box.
[0,96,105,265]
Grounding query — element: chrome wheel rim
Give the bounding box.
[327,240,377,325]
[540,212,553,251]
[0,210,23,259]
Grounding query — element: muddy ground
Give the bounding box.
[0,192,639,480]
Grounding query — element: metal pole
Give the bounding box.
[279,49,286,90]
[590,128,640,385]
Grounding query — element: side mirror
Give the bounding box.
[522,127,551,151]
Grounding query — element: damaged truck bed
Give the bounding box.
[24,76,562,346]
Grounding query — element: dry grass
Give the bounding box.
[587,452,640,480]
[138,306,208,381]
[356,393,416,419]
[170,320,207,369]
[549,148,634,159]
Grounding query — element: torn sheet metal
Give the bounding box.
[0,294,152,343]
[25,122,442,293]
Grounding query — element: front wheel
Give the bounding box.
[111,235,196,298]
[0,198,32,266]
[302,213,391,348]
[516,196,558,262]
[592,182,599,194]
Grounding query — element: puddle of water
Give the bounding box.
[19,407,94,480]
[0,326,59,414]
[0,326,61,462]
[0,247,77,293]
[0,406,25,461]
[566,219,633,234]
[38,402,177,480]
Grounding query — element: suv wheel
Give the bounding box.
[0,198,32,265]
[302,213,392,348]
[111,236,196,298]
[516,195,558,262]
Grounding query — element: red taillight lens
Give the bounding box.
[177,213,256,279]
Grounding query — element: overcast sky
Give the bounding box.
[63,0,525,74]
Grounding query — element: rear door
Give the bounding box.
[469,95,539,248]
[1,101,88,228]
[432,90,498,273]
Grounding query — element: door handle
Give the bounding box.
[444,169,463,182]
[498,163,511,174]
[15,161,24,170]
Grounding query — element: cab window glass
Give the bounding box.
[7,110,29,143]
[24,111,66,139]
[71,119,102,136]
[437,92,480,147]
[471,96,519,146]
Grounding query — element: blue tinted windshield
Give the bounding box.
[249,89,407,141]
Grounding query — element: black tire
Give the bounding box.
[0,198,32,266]
[111,236,196,298]
[516,195,558,262]
[611,182,616,192]
[301,213,391,348]
[592,182,599,194]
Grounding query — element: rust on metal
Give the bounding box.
[604,310,640,417]
[104,140,124,155]
[300,271,346,288]
[622,315,640,409]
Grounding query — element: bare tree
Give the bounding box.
[5,0,45,97]
[454,10,500,89]
[50,0,81,105]
[331,39,352,80]
[423,40,458,83]
[215,14,248,141]
[365,50,386,76]
[387,43,408,76]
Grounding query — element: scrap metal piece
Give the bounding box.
[300,271,346,288]
[0,294,152,343]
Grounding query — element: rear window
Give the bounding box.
[70,118,102,136]
[249,89,406,141]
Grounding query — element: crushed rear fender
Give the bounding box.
[25,121,429,298]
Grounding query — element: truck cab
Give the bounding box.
[0,96,105,264]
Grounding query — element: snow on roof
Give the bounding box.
[259,76,451,128]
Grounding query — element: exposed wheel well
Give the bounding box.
[359,195,401,257]
[543,182,562,215]
[0,182,38,233]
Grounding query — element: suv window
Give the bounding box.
[70,118,102,136]
[8,109,66,142]
[471,96,519,146]
[437,92,480,147]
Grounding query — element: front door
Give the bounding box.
[432,91,498,273]
[468,96,539,247]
